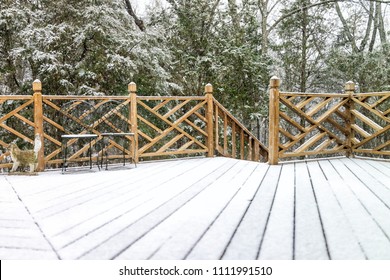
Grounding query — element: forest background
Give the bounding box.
[1,0,389,143]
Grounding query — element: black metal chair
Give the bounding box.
[94,99,136,170]
[59,100,100,173]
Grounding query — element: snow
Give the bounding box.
[186,162,269,260]
[1,157,390,260]
[258,163,295,260]
[306,161,366,259]
[222,165,282,259]
[320,159,390,259]
[294,162,329,259]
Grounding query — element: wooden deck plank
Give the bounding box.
[25,165,152,200]
[0,177,59,259]
[258,164,295,260]
[374,160,390,172]
[1,157,389,260]
[222,165,282,259]
[345,158,390,188]
[0,219,37,229]
[59,158,234,259]
[51,160,214,246]
[78,158,238,260]
[319,160,390,259]
[185,163,269,260]
[115,160,253,260]
[36,159,208,238]
[334,160,390,239]
[305,161,366,259]
[148,161,262,260]
[337,159,390,207]
[367,158,390,173]
[12,161,170,212]
[31,161,183,218]
[294,161,329,259]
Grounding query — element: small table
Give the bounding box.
[100,132,136,170]
[61,134,98,172]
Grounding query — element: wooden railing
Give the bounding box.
[269,77,390,164]
[214,99,268,162]
[0,81,268,171]
[3,77,386,170]
[42,95,134,168]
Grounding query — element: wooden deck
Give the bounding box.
[0,157,389,260]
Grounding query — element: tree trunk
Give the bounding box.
[258,0,269,55]
[376,2,387,46]
[124,0,146,31]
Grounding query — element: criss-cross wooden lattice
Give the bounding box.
[3,80,386,171]
[42,96,133,167]
[0,96,36,169]
[351,92,390,156]
[1,88,269,171]
[278,93,350,159]
[136,96,208,159]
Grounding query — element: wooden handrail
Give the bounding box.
[213,98,268,162]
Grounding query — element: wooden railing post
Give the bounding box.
[129,82,139,163]
[345,80,355,157]
[205,83,214,157]
[269,76,280,165]
[33,79,45,171]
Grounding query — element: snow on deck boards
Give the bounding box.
[0,157,389,260]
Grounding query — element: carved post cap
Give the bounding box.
[205,83,213,94]
[345,81,355,92]
[32,79,42,92]
[128,82,137,93]
[269,76,280,88]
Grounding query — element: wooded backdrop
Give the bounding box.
[1,0,390,148]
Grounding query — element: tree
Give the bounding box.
[0,0,34,94]
[324,0,390,91]
[0,0,175,95]
[276,0,333,92]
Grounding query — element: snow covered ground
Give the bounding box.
[0,157,389,260]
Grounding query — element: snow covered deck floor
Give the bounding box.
[1,157,389,260]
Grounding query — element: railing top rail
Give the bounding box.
[137,96,206,101]
[43,95,130,100]
[0,96,33,100]
[354,92,390,97]
[280,92,349,98]
[280,91,390,97]
[42,95,207,101]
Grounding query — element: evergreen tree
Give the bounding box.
[0,0,174,95]
[275,0,333,92]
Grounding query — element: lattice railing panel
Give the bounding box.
[136,97,208,159]
[42,96,133,167]
[0,96,35,169]
[278,93,350,159]
[351,93,390,156]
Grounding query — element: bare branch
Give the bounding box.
[124,0,146,32]
[360,0,374,51]
[267,0,390,34]
[268,0,340,33]
[335,1,359,52]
